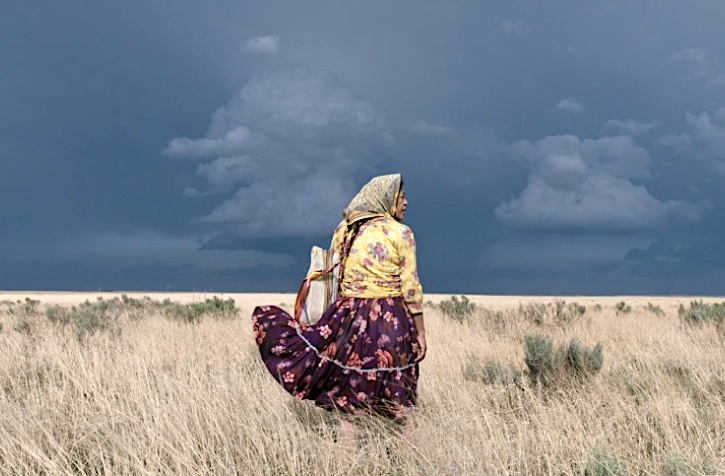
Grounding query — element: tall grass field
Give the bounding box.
[1,292,724,475]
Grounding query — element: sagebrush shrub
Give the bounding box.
[585,450,625,476]
[678,300,725,325]
[463,358,523,386]
[75,299,115,339]
[470,334,603,389]
[644,302,665,317]
[519,300,586,327]
[615,301,631,314]
[46,305,71,326]
[662,452,696,476]
[161,296,238,323]
[566,339,604,380]
[438,295,476,323]
[552,299,586,326]
[519,302,548,325]
[524,334,604,388]
[3,298,41,320]
[524,334,556,386]
[42,296,239,340]
[13,319,32,335]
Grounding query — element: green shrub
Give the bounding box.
[662,452,695,476]
[46,305,71,326]
[524,334,604,388]
[552,299,586,326]
[615,301,631,314]
[463,358,523,386]
[524,334,556,386]
[121,294,148,309]
[161,296,237,323]
[0,321,3,332]
[13,318,32,335]
[3,298,41,319]
[464,335,603,390]
[644,302,665,317]
[438,295,476,323]
[519,302,548,325]
[519,300,585,327]
[40,295,239,340]
[678,300,725,325]
[585,450,625,476]
[44,298,123,340]
[566,339,604,380]
[75,299,115,339]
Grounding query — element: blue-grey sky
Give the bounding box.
[3,1,725,294]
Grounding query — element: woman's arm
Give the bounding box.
[397,225,423,315]
[396,224,426,361]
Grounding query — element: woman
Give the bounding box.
[252,173,426,442]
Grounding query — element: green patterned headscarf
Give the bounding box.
[343,174,402,225]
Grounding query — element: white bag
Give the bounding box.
[294,246,340,324]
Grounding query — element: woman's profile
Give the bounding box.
[252,173,426,443]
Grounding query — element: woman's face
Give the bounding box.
[393,189,407,221]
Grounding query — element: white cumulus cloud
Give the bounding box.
[657,107,725,174]
[242,35,280,55]
[496,135,701,230]
[686,108,725,155]
[602,119,659,136]
[686,108,725,173]
[556,98,584,113]
[163,126,254,159]
[163,70,390,239]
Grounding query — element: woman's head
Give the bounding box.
[344,174,404,224]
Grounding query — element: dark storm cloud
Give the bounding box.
[163,70,392,239]
[3,0,725,293]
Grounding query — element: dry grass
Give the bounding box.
[1,294,725,475]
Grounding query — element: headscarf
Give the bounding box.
[336,174,403,283]
[343,173,402,225]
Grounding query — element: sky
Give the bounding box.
[2,0,725,295]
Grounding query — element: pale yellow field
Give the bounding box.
[1,292,725,475]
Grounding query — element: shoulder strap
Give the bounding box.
[293,218,374,323]
[293,261,339,322]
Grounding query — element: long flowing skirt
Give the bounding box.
[252,296,420,418]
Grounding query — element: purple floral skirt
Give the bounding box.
[252,296,420,418]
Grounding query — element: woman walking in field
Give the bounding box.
[252,173,426,443]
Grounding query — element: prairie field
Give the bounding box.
[1,291,725,475]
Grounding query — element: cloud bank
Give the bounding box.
[495,135,702,230]
[164,70,391,239]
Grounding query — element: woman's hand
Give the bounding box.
[412,313,427,362]
[415,333,427,362]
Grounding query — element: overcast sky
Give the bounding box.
[2,1,725,295]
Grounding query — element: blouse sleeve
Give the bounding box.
[396,225,423,315]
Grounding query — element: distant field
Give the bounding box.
[1,292,725,475]
[3,290,722,308]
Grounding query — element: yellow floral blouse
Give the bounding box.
[330,216,423,315]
